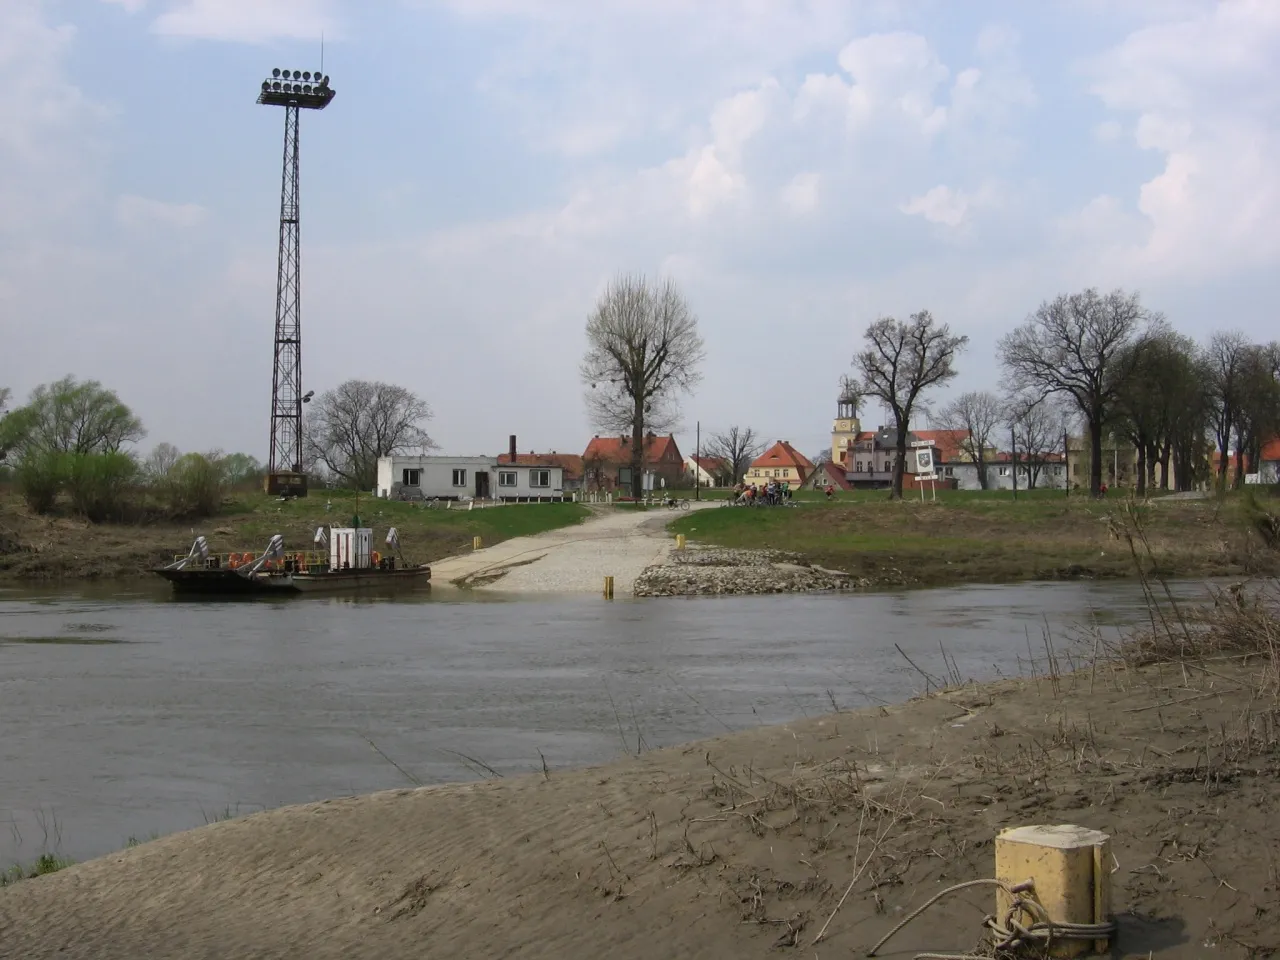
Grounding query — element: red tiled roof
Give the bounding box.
[497,452,584,480]
[1261,438,1280,462]
[813,461,852,490]
[582,434,682,464]
[912,429,971,462]
[689,455,729,474]
[750,440,814,474]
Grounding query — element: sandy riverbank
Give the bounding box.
[2,627,1276,959]
[430,503,718,595]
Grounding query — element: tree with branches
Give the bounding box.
[998,288,1156,497]
[1007,396,1069,489]
[306,380,434,490]
[938,390,1001,490]
[704,425,764,485]
[0,376,144,461]
[1204,330,1251,490]
[580,274,705,499]
[854,311,967,499]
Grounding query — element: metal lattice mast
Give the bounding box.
[269,103,303,476]
[257,68,335,496]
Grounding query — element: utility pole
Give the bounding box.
[1011,426,1019,501]
[1063,430,1070,498]
[695,420,701,501]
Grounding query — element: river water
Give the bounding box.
[0,579,1217,864]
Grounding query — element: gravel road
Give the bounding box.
[429,502,719,596]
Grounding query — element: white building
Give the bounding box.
[375,455,566,502]
[941,459,1068,491]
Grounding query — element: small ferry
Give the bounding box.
[154,525,431,596]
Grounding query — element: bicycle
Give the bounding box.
[664,497,691,511]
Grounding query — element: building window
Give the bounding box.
[856,461,863,472]
[1073,463,1080,476]
[530,469,550,488]
[944,466,954,478]
[401,468,420,486]
[998,466,1009,477]
[498,471,517,487]
[452,468,467,487]
[1054,466,1063,476]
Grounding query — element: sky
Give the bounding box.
[2,0,1278,465]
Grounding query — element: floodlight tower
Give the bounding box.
[257,67,336,496]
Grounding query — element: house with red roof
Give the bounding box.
[744,441,814,489]
[497,437,585,492]
[684,454,731,487]
[800,460,853,492]
[582,432,684,493]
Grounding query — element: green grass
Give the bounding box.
[670,492,1268,588]
[0,853,74,886]
[213,492,590,566]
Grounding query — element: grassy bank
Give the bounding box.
[0,489,589,581]
[669,490,1276,588]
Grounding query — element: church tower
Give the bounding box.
[831,377,862,465]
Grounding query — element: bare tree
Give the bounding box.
[1008,397,1068,489]
[306,380,435,490]
[704,425,764,484]
[998,288,1156,497]
[938,390,1001,489]
[143,442,182,482]
[854,311,967,499]
[1232,342,1280,485]
[1204,330,1251,488]
[581,274,705,498]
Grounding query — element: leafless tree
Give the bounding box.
[306,380,435,490]
[581,274,705,498]
[1008,396,1069,489]
[1232,342,1280,485]
[143,442,182,482]
[938,391,1001,490]
[998,288,1156,497]
[854,311,967,499]
[1204,330,1251,489]
[704,425,764,484]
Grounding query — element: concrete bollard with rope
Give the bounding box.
[866,824,1116,959]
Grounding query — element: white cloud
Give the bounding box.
[797,32,950,136]
[1082,0,1280,279]
[150,0,341,43]
[781,172,820,215]
[900,185,969,227]
[116,195,208,229]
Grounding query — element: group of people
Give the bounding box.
[732,479,794,506]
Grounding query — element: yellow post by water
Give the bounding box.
[994,824,1113,957]
[472,536,483,550]
[675,533,686,550]
[603,576,614,600]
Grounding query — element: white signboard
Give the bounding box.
[913,447,934,474]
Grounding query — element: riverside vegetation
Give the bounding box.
[2,508,1279,958]
[665,488,1279,590]
[0,487,588,581]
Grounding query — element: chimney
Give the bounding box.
[509,434,517,462]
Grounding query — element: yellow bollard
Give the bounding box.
[994,824,1112,957]
[472,536,483,550]
[675,533,686,550]
[603,575,614,600]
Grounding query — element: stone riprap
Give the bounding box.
[633,545,868,597]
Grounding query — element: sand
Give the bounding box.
[430,503,720,595]
[2,647,1276,959]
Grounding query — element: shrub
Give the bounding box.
[164,452,229,517]
[66,452,138,522]
[15,449,67,514]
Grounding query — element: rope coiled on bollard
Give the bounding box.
[867,877,1117,959]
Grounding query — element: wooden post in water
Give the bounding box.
[603,576,614,600]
